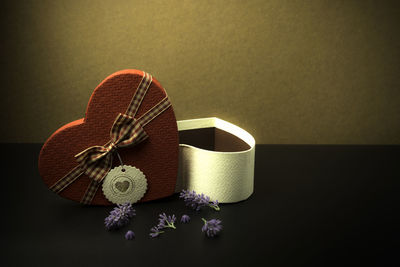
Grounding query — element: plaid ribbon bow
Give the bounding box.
[49,72,171,204]
[75,114,148,182]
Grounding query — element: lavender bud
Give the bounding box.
[181,214,191,223]
[125,230,135,240]
[104,202,136,230]
[201,218,222,237]
[149,226,164,238]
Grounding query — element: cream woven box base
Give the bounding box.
[175,118,255,203]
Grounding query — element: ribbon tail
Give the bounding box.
[80,153,113,205]
[80,179,102,205]
[83,153,113,182]
[49,165,84,194]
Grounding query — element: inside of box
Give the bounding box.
[179,127,251,152]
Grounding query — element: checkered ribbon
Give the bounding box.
[49,72,171,204]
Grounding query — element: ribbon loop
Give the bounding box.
[75,146,108,167]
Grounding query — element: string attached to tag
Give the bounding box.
[115,151,126,172]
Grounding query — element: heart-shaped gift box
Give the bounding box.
[38,69,179,205]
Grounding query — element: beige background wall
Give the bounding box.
[1,0,399,144]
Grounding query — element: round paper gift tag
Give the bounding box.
[102,165,147,204]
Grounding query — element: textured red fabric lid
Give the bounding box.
[38,69,179,205]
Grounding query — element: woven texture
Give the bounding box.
[175,118,255,203]
[178,146,254,203]
[38,69,179,205]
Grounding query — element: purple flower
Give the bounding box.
[149,213,176,238]
[157,213,176,229]
[179,190,220,211]
[181,214,190,223]
[104,202,136,230]
[125,230,135,240]
[201,218,222,237]
[149,226,164,238]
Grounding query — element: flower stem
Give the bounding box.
[167,222,176,229]
[201,218,207,224]
[209,204,220,211]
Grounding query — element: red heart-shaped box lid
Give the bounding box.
[38,69,179,205]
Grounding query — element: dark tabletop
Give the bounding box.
[1,144,399,267]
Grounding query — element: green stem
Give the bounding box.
[167,222,176,229]
[209,204,220,211]
[201,218,207,224]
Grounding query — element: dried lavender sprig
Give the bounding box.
[104,202,136,230]
[201,218,223,237]
[157,213,176,229]
[179,189,220,211]
[149,226,164,238]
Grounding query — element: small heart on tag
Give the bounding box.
[115,180,130,192]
